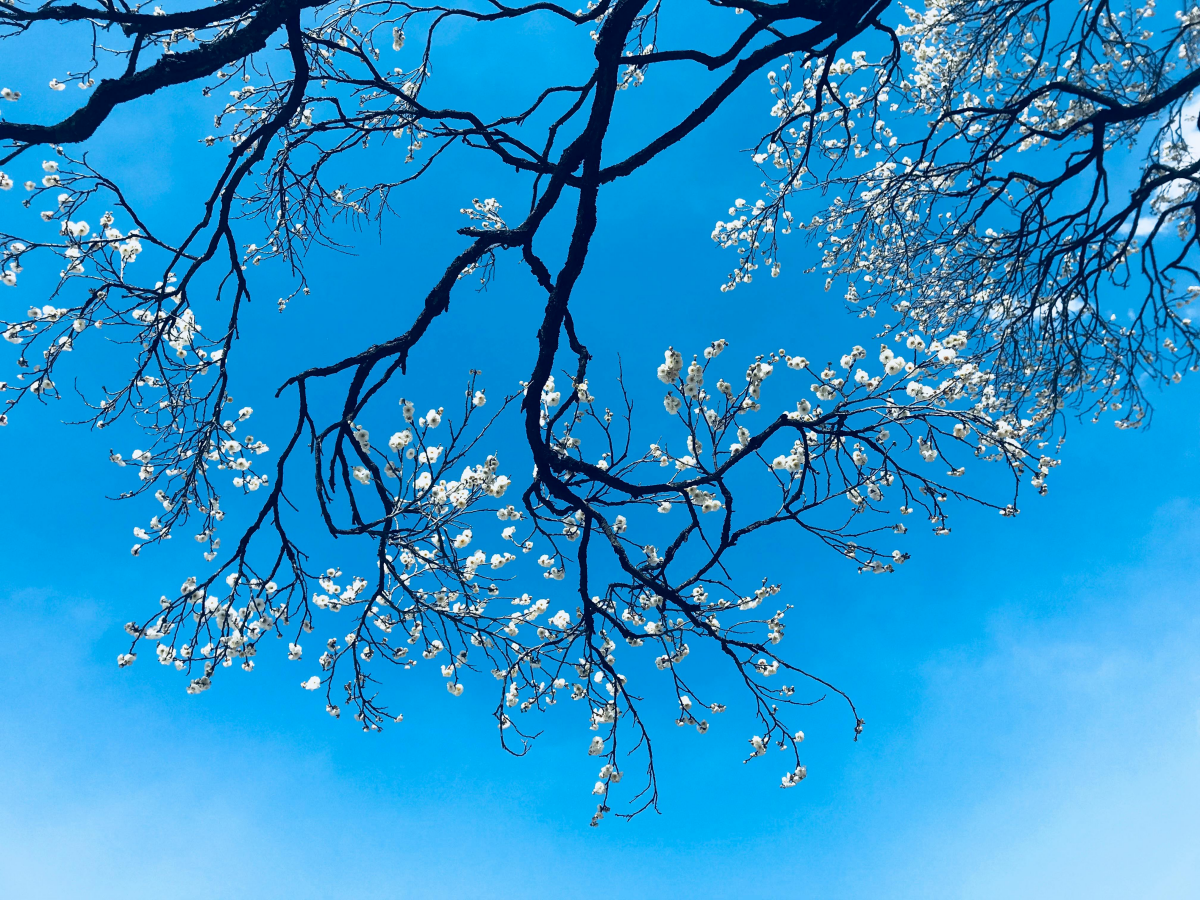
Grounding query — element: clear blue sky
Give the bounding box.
[2,9,1199,898]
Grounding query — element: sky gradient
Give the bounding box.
[2,8,1199,898]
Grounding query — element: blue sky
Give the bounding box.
[2,8,1200,898]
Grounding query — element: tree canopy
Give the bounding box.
[1,0,1196,821]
